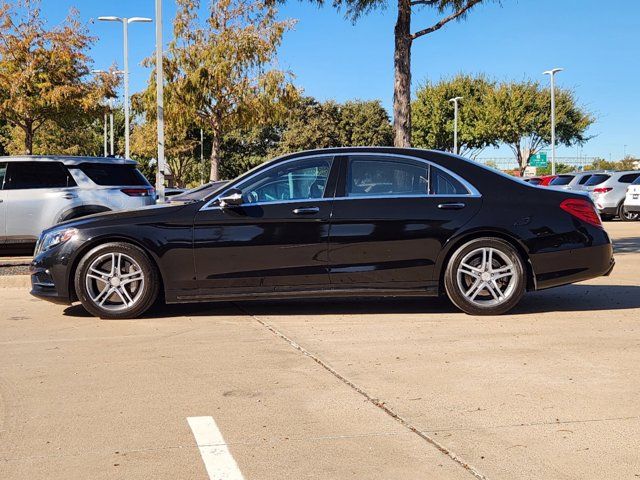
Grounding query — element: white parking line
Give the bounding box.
[187,416,245,480]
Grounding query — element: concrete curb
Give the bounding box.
[0,256,32,267]
[0,275,31,289]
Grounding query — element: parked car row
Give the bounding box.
[524,170,640,221]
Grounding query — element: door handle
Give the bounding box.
[437,202,466,210]
[62,193,77,200]
[292,207,320,215]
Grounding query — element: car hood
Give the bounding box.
[47,203,195,233]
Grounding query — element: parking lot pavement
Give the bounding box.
[1,222,639,480]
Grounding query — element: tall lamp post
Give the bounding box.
[91,69,123,156]
[98,16,152,159]
[543,68,563,175]
[449,96,463,155]
[154,0,166,203]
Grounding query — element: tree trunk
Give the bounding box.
[209,125,221,181]
[24,120,34,154]
[393,0,412,148]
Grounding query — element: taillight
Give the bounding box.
[560,198,602,228]
[593,187,612,194]
[121,188,154,197]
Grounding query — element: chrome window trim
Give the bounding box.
[200,152,481,211]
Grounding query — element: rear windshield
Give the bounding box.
[549,175,574,186]
[578,175,592,185]
[526,178,542,185]
[78,163,150,186]
[584,174,610,186]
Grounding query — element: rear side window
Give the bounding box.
[578,175,592,185]
[347,157,427,197]
[549,175,574,186]
[618,173,640,184]
[633,176,640,185]
[429,166,469,195]
[0,162,6,189]
[79,163,150,186]
[584,174,610,186]
[5,161,76,189]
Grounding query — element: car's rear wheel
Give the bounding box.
[444,238,526,315]
[619,203,639,221]
[75,242,159,319]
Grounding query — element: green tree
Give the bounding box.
[314,0,489,147]
[486,81,593,173]
[339,100,393,146]
[0,0,118,153]
[277,97,342,153]
[412,74,496,157]
[166,0,298,181]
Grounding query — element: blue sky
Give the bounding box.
[38,0,639,160]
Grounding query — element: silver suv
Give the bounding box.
[547,171,600,191]
[584,170,640,221]
[0,156,155,245]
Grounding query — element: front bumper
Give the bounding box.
[530,242,614,291]
[29,244,76,305]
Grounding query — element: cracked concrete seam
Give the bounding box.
[235,304,488,480]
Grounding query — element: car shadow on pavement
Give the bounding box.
[613,236,640,254]
[63,283,640,318]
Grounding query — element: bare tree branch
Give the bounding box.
[411,0,484,40]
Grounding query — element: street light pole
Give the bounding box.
[155,0,166,203]
[98,16,152,159]
[109,98,114,155]
[543,68,563,176]
[449,96,463,155]
[200,128,204,185]
[103,113,108,157]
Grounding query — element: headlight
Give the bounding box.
[36,228,78,254]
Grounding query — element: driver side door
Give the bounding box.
[192,155,338,299]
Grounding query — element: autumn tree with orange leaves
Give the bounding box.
[0,0,118,154]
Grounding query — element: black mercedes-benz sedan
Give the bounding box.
[30,147,614,319]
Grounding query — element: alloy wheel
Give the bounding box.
[85,252,146,312]
[456,247,518,307]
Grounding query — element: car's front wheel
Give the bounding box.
[444,238,526,315]
[75,242,159,319]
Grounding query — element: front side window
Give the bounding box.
[5,161,76,189]
[347,158,428,197]
[235,157,333,204]
[0,162,6,189]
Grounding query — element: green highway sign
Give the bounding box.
[530,152,548,167]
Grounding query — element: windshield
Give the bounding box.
[549,175,574,186]
[584,174,610,186]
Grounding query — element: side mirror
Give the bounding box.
[218,188,243,208]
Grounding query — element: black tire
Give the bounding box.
[444,237,526,316]
[74,242,160,319]
[600,214,614,222]
[618,203,639,222]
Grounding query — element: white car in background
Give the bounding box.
[624,175,640,217]
[0,156,155,245]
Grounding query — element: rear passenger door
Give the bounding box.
[4,161,80,241]
[0,162,6,244]
[327,154,482,289]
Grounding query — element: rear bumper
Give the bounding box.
[624,203,640,214]
[530,242,614,291]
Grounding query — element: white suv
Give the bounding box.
[624,175,640,218]
[0,156,155,245]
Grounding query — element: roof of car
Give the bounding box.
[0,155,138,166]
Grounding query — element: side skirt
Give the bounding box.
[169,286,440,304]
